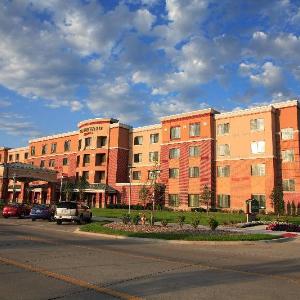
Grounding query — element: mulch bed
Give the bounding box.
[104,222,236,235]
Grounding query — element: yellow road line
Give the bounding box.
[0,256,141,300]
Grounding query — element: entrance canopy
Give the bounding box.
[0,162,58,182]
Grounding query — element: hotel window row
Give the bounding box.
[75,171,105,183]
[32,140,71,157]
[78,136,107,151]
[133,133,159,145]
[170,123,200,140]
[217,141,266,156]
[8,152,28,162]
[76,153,107,167]
[169,167,200,178]
[133,151,159,163]
[169,146,200,159]
[217,164,266,177]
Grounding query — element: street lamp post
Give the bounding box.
[128,165,135,215]
[59,175,64,203]
[12,173,16,203]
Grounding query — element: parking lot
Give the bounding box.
[1,216,300,299]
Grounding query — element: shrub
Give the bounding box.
[122,214,131,225]
[177,215,186,228]
[266,223,300,232]
[291,201,296,216]
[0,200,5,210]
[191,207,206,212]
[208,217,219,231]
[131,214,140,225]
[161,219,168,227]
[286,201,291,215]
[191,217,200,229]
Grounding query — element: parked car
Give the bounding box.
[30,204,55,221]
[2,203,31,218]
[54,201,92,225]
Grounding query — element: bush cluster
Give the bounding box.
[266,223,300,232]
[208,217,219,231]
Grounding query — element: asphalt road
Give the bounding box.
[1,218,300,299]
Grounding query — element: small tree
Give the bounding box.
[139,185,150,209]
[200,185,212,215]
[291,201,296,216]
[270,186,285,216]
[76,176,89,202]
[62,181,75,201]
[286,201,291,215]
[297,203,300,216]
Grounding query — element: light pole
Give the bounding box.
[128,165,135,214]
[59,175,64,202]
[12,173,16,203]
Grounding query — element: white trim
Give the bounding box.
[131,124,161,133]
[30,151,78,159]
[215,155,276,162]
[131,163,161,167]
[115,182,151,186]
[160,108,216,122]
[7,146,29,152]
[29,131,78,143]
[161,137,213,146]
[78,118,118,128]
[110,122,132,130]
[109,147,129,151]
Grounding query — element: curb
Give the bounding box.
[74,228,293,245]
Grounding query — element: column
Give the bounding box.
[47,184,55,204]
[20,182,29,203]
[0,177,9,203]
[95,193,100,208]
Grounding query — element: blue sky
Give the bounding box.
[1,0,300,147]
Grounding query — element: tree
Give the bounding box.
[286,201,291,216]
[153,183,165,208]
[297,203,300,216]
[76,176,89,202]
[270,186,285,216]
[62,181,75,201]
[139,185,150,209]
[291,201,296,216]
[200,185,212,215]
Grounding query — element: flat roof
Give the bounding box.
[29,131,78,143]
[160,108,217,122]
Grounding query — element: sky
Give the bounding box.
[1,0,300,148]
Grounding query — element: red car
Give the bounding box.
[2,203,31,218]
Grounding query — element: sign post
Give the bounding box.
[246,198,259,222]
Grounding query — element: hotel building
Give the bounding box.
[1,100,300,212]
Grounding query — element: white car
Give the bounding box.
[54,201,92,225]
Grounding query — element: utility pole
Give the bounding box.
[128,165,135,214]
[12,173,16,203]
[59,175,64,202]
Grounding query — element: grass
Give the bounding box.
[91,208,300,226]
[80,221,281,241]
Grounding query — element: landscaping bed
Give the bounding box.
[80,221,281,241]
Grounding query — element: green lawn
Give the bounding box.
[91,208,300,226]
[80,221,280,241]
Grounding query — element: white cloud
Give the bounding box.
[0,99,12,108]
[70,100,84,112]
[133,9,156,33]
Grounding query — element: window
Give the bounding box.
[82,171,89,180]
[132,171,141,180]
[15,154,19,162]
[78,139,82,151]
[94,171,105,183]
[282,149,295,162]
[218,144,230,156]
[150,133,159,143]
[83,154,90,166]
[84,137,91,149]
[31,146,35,156]
[170,126,180,140]
[189,123,200,137]
[252,194,266,209]
[250,118,264,131]
[76,156,80,167]
[42,144,47,155]
[40,160,45,168]
[97,136,107,148]
[251,164,265,176]
[189,167,200,178]
[49,159,55,167]
[283,179,295,191]
[169,168,179,178]
[63,157,68,166]
[217,165,230,177]
[24,152,28,159]
[95,153,106,166]
[9,155,13,161]
[134,136,143,145]
[148,170,159,180]
[251,141,265,154]
[169,194,179,207]
[217,123,230,135]
[217,194,230,208]
[188,194,200,207]
[189,146,200,157]
[169,148,180,159]
[134,153,142,163]
[281,128,294,140]
[149,151,159,162]
[64,140,71,152]
[51,143,57,153]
